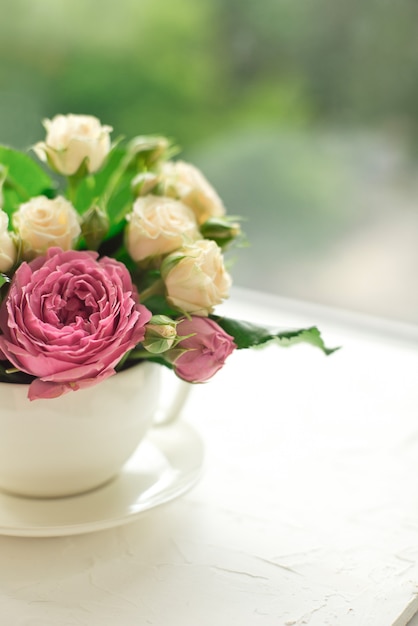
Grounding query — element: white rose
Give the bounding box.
[161,239,231,316]
[34,114,112,176]
[13,196,81,258]
[126,195,199,262]
[160,161,226,225]
[0,210,16,273]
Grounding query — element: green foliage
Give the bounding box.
[0,146,54,217]
[71,146,135,245]
[0,274,10,289]
[0,109,339,389]
[211,315,338,355]
[72,149,126,214]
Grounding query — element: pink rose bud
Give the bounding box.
[171,316,236,383]
[0,247,151,400]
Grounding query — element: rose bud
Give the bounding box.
[161,239,231,316]
[131,171,160,197]
[143,315,178,354]
[128,135,171,169]
[34,114,112,176]
[13,195,81,259]
[159,160,226,225]
[170,316,236,383]
[126,195,199,263]
[80,205,110,250]
[200,216,242,249]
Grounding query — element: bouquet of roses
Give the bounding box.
[0,114,334,401]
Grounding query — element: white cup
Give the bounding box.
[0,362,190,498]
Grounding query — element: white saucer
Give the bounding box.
[0,421,204,538]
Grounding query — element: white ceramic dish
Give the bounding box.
[0,421,203,537]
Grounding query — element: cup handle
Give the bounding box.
[153,379,191,426]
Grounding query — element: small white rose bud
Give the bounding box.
[34,114,112,176]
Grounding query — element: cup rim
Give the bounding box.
[0,359,155,391]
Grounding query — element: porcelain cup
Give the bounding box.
[0,362,190,498]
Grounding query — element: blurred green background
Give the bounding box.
[2,0,418,322]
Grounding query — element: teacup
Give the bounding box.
[0,362,189,498]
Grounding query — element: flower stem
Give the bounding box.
[127,349,153,360]
[115,348,159,372]
[67,175,79,204]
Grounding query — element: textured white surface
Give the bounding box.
[1,287,418,625]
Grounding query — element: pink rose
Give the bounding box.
[0,248,151,400]
[172,317,236,383]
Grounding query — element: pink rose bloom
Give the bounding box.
[173,317,236,383]
[0,248,151,400]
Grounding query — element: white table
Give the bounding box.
[1,287,418,626]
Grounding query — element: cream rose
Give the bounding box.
[34,114,112,176]
[161,239,231,316]
[0,210,16,272]
[13,196,81,258]
[126,195,199,262]
[160,160,226,225]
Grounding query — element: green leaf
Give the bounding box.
[140,294,179,317]
[71,148,127,214]
[0,273,10,289]
[0,146,54,216]
[106,184,133,233]
[211,316,338,356]
[72,146,137,240]
[140,355,175,371]
[116,352,174,373]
